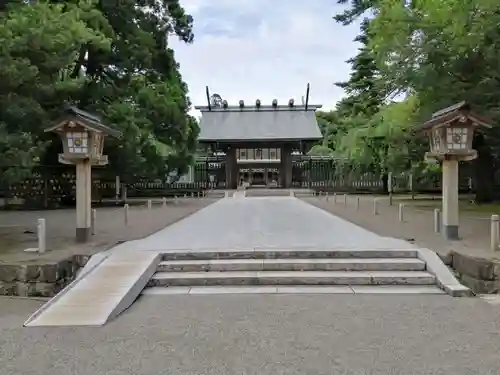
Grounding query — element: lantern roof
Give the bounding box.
[44,106,122,139]
[418,101,493,133]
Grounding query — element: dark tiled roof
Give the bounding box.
[45,106,123,139]
[196,105,323,142]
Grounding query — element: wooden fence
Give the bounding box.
[0,157,490,209]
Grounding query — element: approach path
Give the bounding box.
[2,196,500,375]
[111,196,414,251]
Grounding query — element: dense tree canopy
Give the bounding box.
[319,0,500,201]
[0,0,197,184]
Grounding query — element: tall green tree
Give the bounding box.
[0,0,198,186]
[0,0,110,182]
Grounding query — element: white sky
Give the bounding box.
[169,0,362,116]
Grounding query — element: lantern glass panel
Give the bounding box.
[446,127,469,150]
[66,131,88,154]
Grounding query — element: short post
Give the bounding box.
[191,192,194,198]
[491,215,500,251]
[373,198,379,215]
[124,204,129,225]
[333,193,337,204]
[162,197,167,208]
[388,172,393,206]
[184,194,187,199]
[398,203,404,222]
[147,199,152,210]
[91,209,96,235]
[174,195,178,205]
[37,218,46,254]
[433,208,441,233]
[325,192,329,201]
[355,197,360,211]
[343,194,347,205]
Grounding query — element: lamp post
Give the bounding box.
[45,106,122,242]
[418,101,492,240]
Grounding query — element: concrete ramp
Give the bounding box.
[24,251,160,327]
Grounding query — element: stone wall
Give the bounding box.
[440,251,500,294]
[0,255,90,297]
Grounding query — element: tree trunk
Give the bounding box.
[381,173,388,193]
[472,133,495,203]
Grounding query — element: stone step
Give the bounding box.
[142,285,446,295]
[161,249,418,261]
[148,270,435,287]
[157,258,426,272]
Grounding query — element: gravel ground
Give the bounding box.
[0,198,218,263]
[303,196,495,259]
[2,294,500,375]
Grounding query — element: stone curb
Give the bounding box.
[417,248,472,297]
[0,254,90,297]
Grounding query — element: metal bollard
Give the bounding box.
[124,204,129,225]
[191,192,194,198]
[37,218,46,253]
[343,194,347,205]
[174,196,179,205]
[373,198,379,215]
[356,197,360,211]
[326,192,329,201]
[398,203,404,222]
[91,209,96,235]
[491,215,500,251]
[162,197,167,208]
[147,199,152,210]
[434,208,441,233]
[333,193,337,204]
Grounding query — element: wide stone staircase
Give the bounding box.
[144,248,445,294]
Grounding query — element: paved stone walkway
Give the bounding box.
[112,196,416,252]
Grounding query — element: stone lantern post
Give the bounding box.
[418,101,492,240]
[44,106,122,242]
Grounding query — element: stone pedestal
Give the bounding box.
[75,159,92,242]
[442,159,459,240]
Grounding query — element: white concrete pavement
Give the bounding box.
[111,196,416,252]
[24,196,466,327]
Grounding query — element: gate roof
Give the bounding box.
[195,103,323,142]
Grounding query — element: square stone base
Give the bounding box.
[76,227,91,243]
[443,225,459,241]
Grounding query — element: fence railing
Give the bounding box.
[0,159,494,209]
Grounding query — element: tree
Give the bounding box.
[327,0,500,201]
[0,0,197,186]
[369,0,500,201]
[0,1,110,183]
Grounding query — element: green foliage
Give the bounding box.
[0,0,196,184]
[308,145,334,156]
[321,0,500,200]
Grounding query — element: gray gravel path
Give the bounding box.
[112,197,415,251]
[2,294,500,375]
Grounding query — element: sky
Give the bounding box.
[169,0,363,116]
